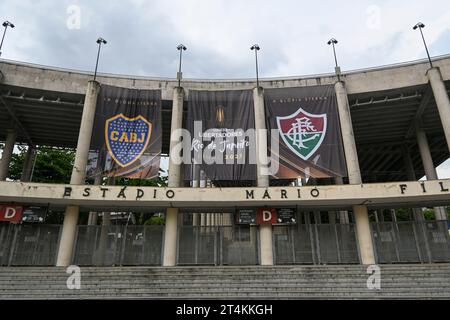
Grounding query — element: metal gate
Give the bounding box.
[0,224,61,266]
[177,225,259,265]
[72,225,164,266]
[273,223,360,264]
[372,221,450,263]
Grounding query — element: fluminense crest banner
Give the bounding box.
[184,90,256,182]
[87,85,162,179]
[265,86,347,179]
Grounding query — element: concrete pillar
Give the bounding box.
[354,205,375,265]
[20,145,36,182]
[253,87,273,265]
[416,128,438,180]
[427,68,450,152]
[200,213,206,226]
[163,87,184,266]
[0,129,17,181]
[192,214,200,226]
[335,82,362,185]
[168,88,184,187]
[416,127,447,220]
[56,80,100,266]
[335,81,375,265]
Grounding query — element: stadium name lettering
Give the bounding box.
[59,181,450,201]
[63,186,176,200]
[399,181,449,194]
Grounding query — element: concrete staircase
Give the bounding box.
[1,264,450,299]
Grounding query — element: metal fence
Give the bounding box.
[1,221,450,266]
[273,223,360,264]
[0,224,164,266]
[177,226,259,265]
[371,221,450,263]
[0,224,61,266]
[72,225,164,266]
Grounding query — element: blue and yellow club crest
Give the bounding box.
[105,114,152,167]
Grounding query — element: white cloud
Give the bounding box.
[1,0,449,78]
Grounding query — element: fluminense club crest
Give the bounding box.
[276,107,327,160]
[105,113,152,167]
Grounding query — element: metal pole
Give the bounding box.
[332,42,341,82]
[94,43,102,81]
[255,49,259,89]
[0,27,8,56]
[332,42,338,68]
[419,27,433,68]
[178,49,182,88]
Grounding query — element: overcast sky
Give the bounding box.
[1,0,450,78]
[1,0,450,177]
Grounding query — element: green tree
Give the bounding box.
[143,215,165,225]
[9,146,75,183]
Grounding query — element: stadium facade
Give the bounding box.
[0,55,450,268]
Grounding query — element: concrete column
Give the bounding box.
[168,87,184,187]
[416,127,447,220]
[56,80,100,266]
[427,68,450,152]
[416,128,438,180]
[0,129,17,181]
[200,213,206,226]
[253,87,273,265]
[163,87,184,266]
[335,82,362,185]
[192,214,200,226]
[335,81,375,265]
[20,145,36,182]
[354,205,375,265]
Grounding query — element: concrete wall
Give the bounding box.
[0,179,449,209]
[1,55,450,100]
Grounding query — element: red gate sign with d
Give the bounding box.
[256,208,277,225]
[0,205,23,222]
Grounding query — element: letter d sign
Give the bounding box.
[0,205,23,222]
[263,210,272,222]
[5,207,16,219]
[257,208,277,225]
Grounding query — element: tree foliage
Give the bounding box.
[9,146,75,183]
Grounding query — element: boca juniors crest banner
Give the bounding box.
[184,90,256,182]
[265,85,347,179]
[87,85,162,179]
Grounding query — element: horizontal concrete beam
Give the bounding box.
[0,180,449,209]
[1,55,450,99]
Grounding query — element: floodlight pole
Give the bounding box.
[327,38,341,81]
[251,44,260,89]
[0,21,15,57]
[177,44,187,88]
[94,37,107,81]
[413,22,433,68]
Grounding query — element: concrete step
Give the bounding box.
[1,264,450,299]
